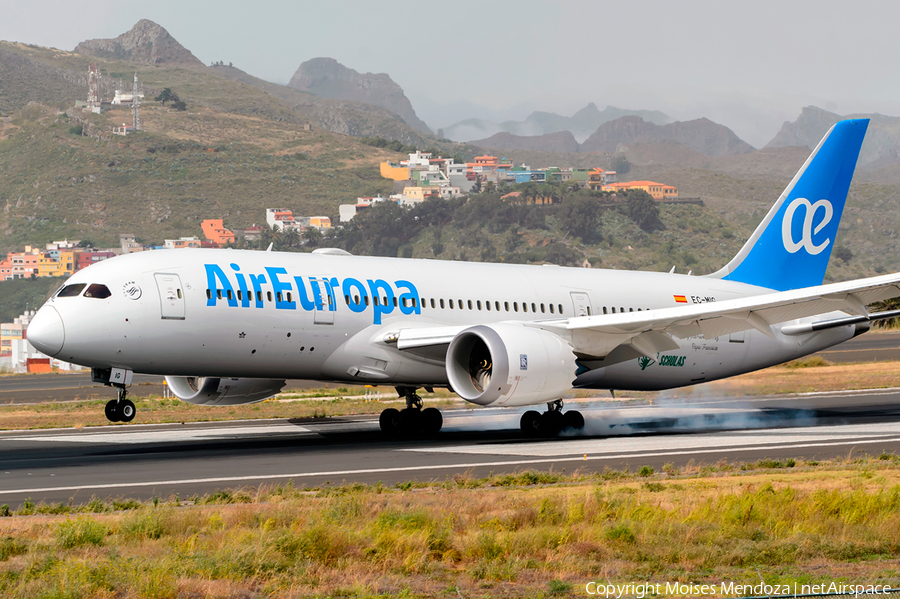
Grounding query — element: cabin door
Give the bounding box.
[311,277,334,325]
[570,292,593,317]
[154,273,185,320]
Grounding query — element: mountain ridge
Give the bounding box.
[74,19,203,66]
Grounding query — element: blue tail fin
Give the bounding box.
[711,118,868,291]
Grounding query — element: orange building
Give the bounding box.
[201,219,235,246]
[602,180,678,200]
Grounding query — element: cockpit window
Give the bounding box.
[84,284,112,299]
[57,283,87,298]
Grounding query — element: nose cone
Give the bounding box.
[28,306,65,357]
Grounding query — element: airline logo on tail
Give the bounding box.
[782,198,833,255]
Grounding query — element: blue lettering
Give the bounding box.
[292,276,316,311]
[342,278,368,314]
[205,264,237,307]
[230,263,250,308]
[265,267,296,310]
[249,274,267,308]
[395,280,421,315]
[367,279,395,325]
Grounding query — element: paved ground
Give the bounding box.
[2,388,899,507]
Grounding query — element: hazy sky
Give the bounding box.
[4,0,900,147]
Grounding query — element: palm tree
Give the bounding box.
[303,226,322,248]
[282,228,299,249]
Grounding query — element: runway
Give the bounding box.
[3,388,900,507]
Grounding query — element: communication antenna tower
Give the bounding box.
[87,63,101,111]
[132,73,141,131]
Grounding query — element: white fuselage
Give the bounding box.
[37,248,856,405]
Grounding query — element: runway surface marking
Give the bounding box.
[3,423,900,497]
[404,422,900,457]
[5,423,311,444]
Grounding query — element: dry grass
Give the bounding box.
[0,393,465,431]
[1,455,900,598]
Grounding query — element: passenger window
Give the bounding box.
[504,302,509,311]
[629,308,634,312]
[495,301,500,311]
[587,307,591,316]
[522,303,527,313]
[393,297,398,307]
[257,291,263,302]
[477,300,482,310]
[267,291,273,302]
[364,296,370,306]
[549,304,555,314]
[206,289,212,300]
[531,303,536,312]
[287,292,292,303]
[354,295,360,304]
[217,290,223,300]
[440,299,445,309]
[620,307,624,313]
[449,299,454,309]
[431,298,436,309]
[345,294,350,305]
[237,290,242,301]
[559,305,564,314]
[84,284,111,299]
[486,301,491,311]
[413,298,418,308]
[541,304,545,313]
[467,300,473,310]
[228,290,234,301]
[374,296,380,306]
[603,307,608,314]
[513,302,518,312]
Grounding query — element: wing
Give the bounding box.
[536,272,900,359]
[392,273,900,362]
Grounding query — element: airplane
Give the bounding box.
[25,118,900,436]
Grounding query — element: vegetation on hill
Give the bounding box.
[0,277,60,323]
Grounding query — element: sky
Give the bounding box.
[4,0,900,147]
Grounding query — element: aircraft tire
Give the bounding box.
[421,407,443,434]
[400,408,422,434]
[520,410,542,437]
[379,408,402,435]
[542,410,564,436]
[563,410,585,430]
[104,400,120,423]
[119,399,136,423]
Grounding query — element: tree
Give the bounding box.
[172,100,187,111]
[303,226,322,248]
[558,196,602,242]
[282,228,299,249]
[624,189,663,232]
[610,154,631,175]
[155,88,175,105]
[834,244,853,262]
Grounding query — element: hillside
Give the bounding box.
[766,105,900,170]
[0,22,431,146]
[442,104,670,143]
[468,130,579,154]
[0,102,398,256]
[74,19,203,66]
[581,116,754,156]
[289,57,432,135]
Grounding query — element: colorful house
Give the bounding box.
[602,181,678,200]
[201,219,235,246]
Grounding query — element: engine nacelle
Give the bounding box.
[446,324,577,407]
[165,376,286,406]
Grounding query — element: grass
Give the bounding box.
[1,455,900,597]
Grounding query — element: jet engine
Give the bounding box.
[165,376,286,405]
[445,323,577,407]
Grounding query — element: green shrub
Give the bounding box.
[55,516,108,548]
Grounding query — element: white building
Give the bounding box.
[266,208,302,231]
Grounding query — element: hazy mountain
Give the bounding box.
[0,45,87,114]
[766,105,900,169]
[289,58,432,135]
[469,131,579,154]
[581,116,754,157]
[74,19,203,66]
[443,103,670,142]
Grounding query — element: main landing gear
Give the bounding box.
[520,399,584,437]
[379,386,443,436]
[104,386,136,423]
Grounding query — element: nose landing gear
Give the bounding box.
[104,387,136,423]
[93,368,137,423]
[520,399,584,437]
[379,386,443,436]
